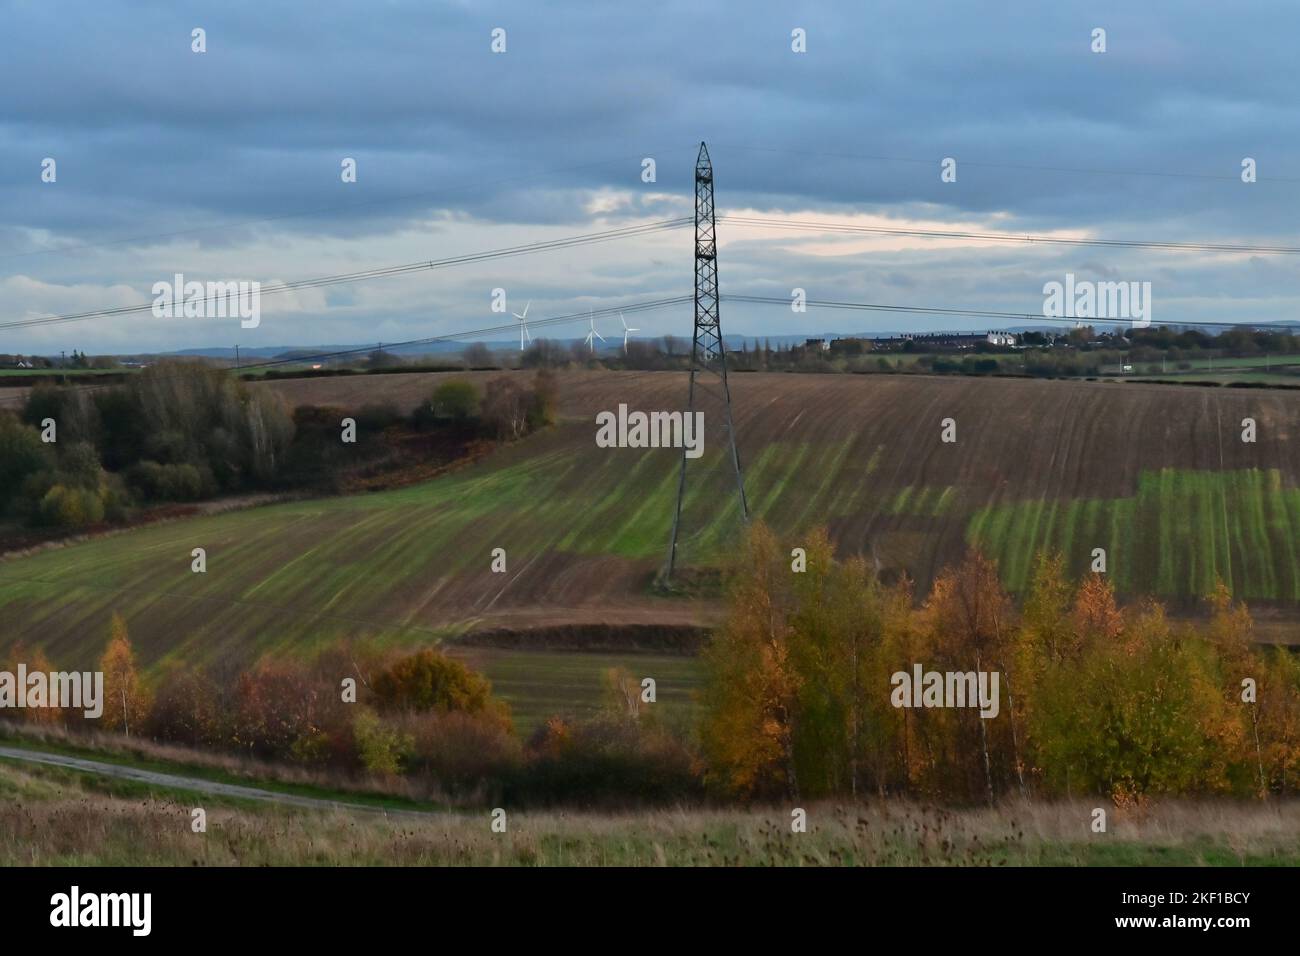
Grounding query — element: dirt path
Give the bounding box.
[0,745,438,818]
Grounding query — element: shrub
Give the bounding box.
[127,461,206,501]
[528,369,558,429]
[353,707,412,776]
[397,710,521,794]
[514,714,700,806]
[58,441,104,490]
[231,660,328,760]
[21,384,65,430]
[428,380,479,421]
[371,649,508,727]
[38,484,104,528]
[480,377,531,440]
[481,371,558,440]
[354,402,403,434]
[0,414,50,507]
[145,666,228,748]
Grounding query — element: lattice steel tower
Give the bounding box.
[663,142,748,582]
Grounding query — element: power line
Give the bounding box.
[1,289,1288,398]
[13,212,1297,338]
[0,295,694,405]
[0,218,691,333]
[223,296,692,374]
[5,142,1286,269]
[720,215,1300,256]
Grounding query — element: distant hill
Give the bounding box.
[149,321,1300,363]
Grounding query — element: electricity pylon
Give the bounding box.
[662,142,748,583]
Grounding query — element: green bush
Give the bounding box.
[127,461,206,501]
[428,380,479,421]
[0,415,51,507]
[353,707,412,776]
[38,484,105,528]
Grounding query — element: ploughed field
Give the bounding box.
[1,370,1298,672]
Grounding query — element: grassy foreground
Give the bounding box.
[2,761,1297,866]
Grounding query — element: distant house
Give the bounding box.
[985,331,1016,347]
[14,359,32,369]
[892,331,991,351]
[804,338,830,352]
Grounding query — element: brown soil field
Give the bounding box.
[1,369,1298,668]
[265,367,1300,588]
[257,369,1300,635]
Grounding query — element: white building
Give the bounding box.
[985,331,1016,347]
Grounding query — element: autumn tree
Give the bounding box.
[371,649,510,731]
[1020,552,1074,665]
[1072,573,1124,647]
[702,524,912,799]
[699,522,801,799]
[785,528,891,797]
[922,550,1016,802]
[1033,602,1230,800]
[99,613,150,735]
[1253,650,1300,795]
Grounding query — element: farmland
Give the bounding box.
[0,370,1298,678]
[450,647,704,735]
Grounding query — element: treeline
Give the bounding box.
[2,618,692,807]
[1129,325,1300,355]
[0,351,120,370]
[506,326,1299,378]
[701,525,1300,804]
[7,524,1296,808]
[0,365,557,531]
[1,363,292,529]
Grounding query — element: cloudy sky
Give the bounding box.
[1,0,1297,354]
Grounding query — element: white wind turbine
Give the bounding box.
[512,300,532,350]
[620,312,639,353]
[583,309,605,353]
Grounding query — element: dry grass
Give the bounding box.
[3,759,1297,866]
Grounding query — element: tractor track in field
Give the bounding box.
[1,370,1298,664]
